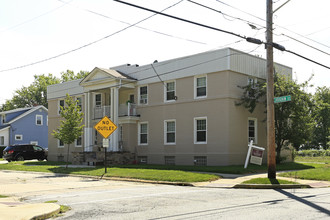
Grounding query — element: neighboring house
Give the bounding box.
[47,48,292,166]
[0,106,48,148]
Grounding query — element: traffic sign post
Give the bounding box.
[94,116,117,173]
[274,95,291,103]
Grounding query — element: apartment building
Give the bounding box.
[47,48,292,166]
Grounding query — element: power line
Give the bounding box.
[0,1,72,34]
[215,0,330,54]
[57,0,208,46]
[0,0,184,73]
[113,0,329,70]
[113,0,246,40]
[187,0,265,30]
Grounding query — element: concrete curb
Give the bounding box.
[233,184,312,189]
[30,204,61,220]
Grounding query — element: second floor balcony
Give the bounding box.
[93,103,137,120]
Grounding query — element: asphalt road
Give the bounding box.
[1,170,330,220]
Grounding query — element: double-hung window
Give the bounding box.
[164,120,176,144]
[139,122,148,145]
[76,97,82,111]
[139,86,148,104]
[36,115,43,126]
[248,118,257,144]
[165,81,176,101]
[195,76,207,98]
[76,136,82,147]
[95,94,102,107]
[58,99,65,114]
[194,117,207,144]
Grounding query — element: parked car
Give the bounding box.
[3,144,48,162]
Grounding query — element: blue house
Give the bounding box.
[0,106,48,148]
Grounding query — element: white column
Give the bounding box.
[113,87,119,151]
[110,88,115,151]
[84,92,93,152]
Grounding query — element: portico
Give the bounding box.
[80,67,139,153]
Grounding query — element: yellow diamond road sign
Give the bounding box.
[94,116,117,139]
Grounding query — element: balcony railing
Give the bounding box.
[93,103,137,120]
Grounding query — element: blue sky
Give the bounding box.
[0,0,329,104]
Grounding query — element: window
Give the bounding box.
[1,114,5,123]
[194,156,207,166]
[76,97,82,111]
[58,99,65,114]
[165,81,176,101]
[15,135,23,141]
[129,94,135,103]
[248,118,257,144]
[247,77,258,97]
[138,122,148,145]
[58,139,64,148]
[30,141,38,145]
[95,94,102,107]
[194,117,207,144]
[36,115,43,125]
[165,156,175,165]
[76,136,82,147]
[138,156,148,164]
[0,136,4,146]
[94,130,98,145]
[164,120,176,144]
[195,76,207,98]
[139,86,148,104]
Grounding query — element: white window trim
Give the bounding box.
[194,75,207,99]
[164,119,176,145]
[164,81,176,103]
[30,141,38,145]
[75,136,82,147]
[15,134,23,141]
[94,93,102,108]
[36,115,43,126]
[58,139,64,148]
[138,85,148,105]
[194,117,207,144]
[58,99,65,115]
[76,96,83,112]
[248,117,258,144]
[0,136,5,146]
[138,122,148,145]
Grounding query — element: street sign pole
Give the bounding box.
[104,139,107,173]
[94,116,117,175]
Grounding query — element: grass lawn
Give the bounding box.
[278,156,330,181]
[242,178,298,185]
[0,161,219,183]
[294,156,330,163]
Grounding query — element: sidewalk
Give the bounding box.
[193,172,330,188]
[0,197,60,220]
[0,161,329,220]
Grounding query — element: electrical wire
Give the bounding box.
[187,0,265,30]
[113,0,246,40]
[0,0,184,73]
[57,0,208,46]
[113,0,330,70]
[0,1,72,34]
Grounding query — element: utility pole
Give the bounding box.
[266,0,276,179]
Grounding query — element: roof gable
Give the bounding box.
[80,67,135,86]
[4,106,48,125]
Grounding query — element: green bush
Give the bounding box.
[295,150,330,157]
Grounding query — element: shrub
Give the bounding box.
[295,150,330,157]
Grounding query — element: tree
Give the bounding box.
[312,87,330,149]
[1,70,88,111]
[60,70,89,83]
[52,94,84,168]
[237,73,313,163]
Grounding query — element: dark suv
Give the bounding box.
[3,144,48,162]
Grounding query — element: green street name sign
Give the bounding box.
[274,95,291,103]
